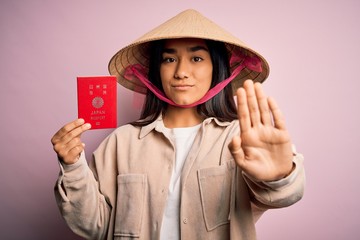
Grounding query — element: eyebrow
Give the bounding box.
[162,45,209,54]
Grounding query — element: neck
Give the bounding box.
[163,106,203,128]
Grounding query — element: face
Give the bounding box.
[160,38,213,106]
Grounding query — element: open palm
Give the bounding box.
[229,80,294,182]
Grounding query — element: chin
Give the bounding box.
[170,94,203,106]
[173,98,200,106]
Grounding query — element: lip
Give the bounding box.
[171,84,194,90]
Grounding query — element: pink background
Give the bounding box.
[1,0,359,239]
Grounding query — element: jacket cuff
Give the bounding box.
[242,152,305,208]
[58,151,88,183]
[261,154,302,189]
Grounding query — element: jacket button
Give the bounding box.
[183,218,188,224]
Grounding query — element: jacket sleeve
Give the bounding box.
[54,151,111,240]
[243,150,305,213]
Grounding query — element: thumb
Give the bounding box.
[229,136,245,166]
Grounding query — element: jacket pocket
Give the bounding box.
[114,174,146,238]
[197,161,235,231]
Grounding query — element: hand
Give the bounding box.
[51,119,91,165]
[229,80,294,182]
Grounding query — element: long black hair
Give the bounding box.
[131,39,238,126]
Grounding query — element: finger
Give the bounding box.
[229,136,248,170]
[52,120,90,163]
[61,122,91,146]
[254,82,272,125]
[236,87,251,132]
[268,97,287,130]
[243,80,261,126]
[228,135,245,163]
[52,123,90,158]
[61,142,86,164]
[54,133,86,161]
[51,119,86,145]
[52,119,91,146]
[54,136,82,156]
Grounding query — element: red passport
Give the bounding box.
[77,76,117,129]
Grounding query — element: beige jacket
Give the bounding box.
[55,117,305,240]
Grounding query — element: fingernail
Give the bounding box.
[84,123,91,129]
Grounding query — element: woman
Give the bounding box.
[51,9,305,240]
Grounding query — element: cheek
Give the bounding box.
[159,67,165,82]
[200,66,213,89]
[160,67,169,88]
[160,66,172,80]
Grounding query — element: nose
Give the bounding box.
[174,59,189,79]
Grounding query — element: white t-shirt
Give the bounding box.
[160,124,201,240]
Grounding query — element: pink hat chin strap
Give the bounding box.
[124,51,262,108]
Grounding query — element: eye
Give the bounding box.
[193,56,203,62]
[162,57,176,63]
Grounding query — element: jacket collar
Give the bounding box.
[139,114,232,139]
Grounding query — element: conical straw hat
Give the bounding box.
[108,9,269,94]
